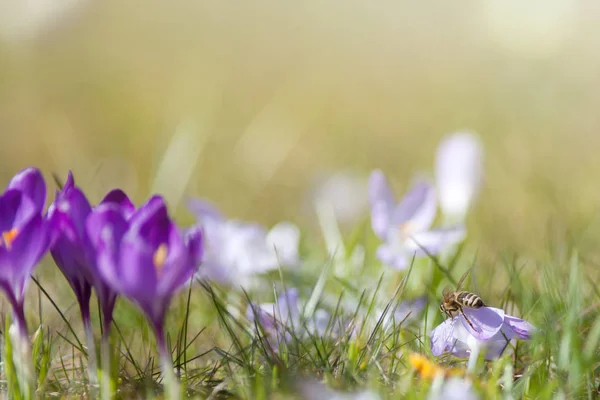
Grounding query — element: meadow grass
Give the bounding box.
[3,211,598,400]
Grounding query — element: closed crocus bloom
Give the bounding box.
[430,306,535,361]
[435,132,483,223]
[87,196,202,399]
[368,170,465,270]
[47,172,94,325]
[88,196,202,335]
[0,167,48,336]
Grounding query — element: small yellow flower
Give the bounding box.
[408,353,464,380]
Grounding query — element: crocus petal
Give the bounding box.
[5,215,47,298]
[375,243,409,270]
[435,132,483,221]
[430,318,456,356]
[504,315,536,339]
[118,237,158,309]
[429,377,480,400]
[391,180,437,234]
[63,171,75,190]
[0,190,38,231]
[186,197,224,223]
[277,288,300,325]
[460,307,504,340]
[7,167,46,213]
[86,205,130,293]
[405,226,466,256]
[101,189,136,218]
[368,170,394,239]
[266,222,300,265]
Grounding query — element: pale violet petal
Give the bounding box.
[368,169,394,208]
[435,132,483,221]
[368,170,395,239]
[460,307,505,340]
[428,377,480,400]
[430,318,456,356]
[266,221,300,265]
[391,179,437,234]
[504,315,536,339]
[405,226,466,256]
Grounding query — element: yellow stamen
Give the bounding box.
[0,228,19,250]
[153,243,168,276]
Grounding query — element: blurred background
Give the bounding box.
[1,0,600,265]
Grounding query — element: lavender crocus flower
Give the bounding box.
[430,306,535,361]
[435,132,483,223]
[368,170,465,270]
[188,198,299,287]
[247,288,335,351]
[0,167,48,338]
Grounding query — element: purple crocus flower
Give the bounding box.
[48,173,133,336]
[0,167,48,338]
[87,195,202,349]
[435,132,483,223]
[368,170,465,269]
[47,172,94,328]
[188,198,299,288]
[430,306,535,360]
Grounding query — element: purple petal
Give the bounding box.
[461,307,504,340]
[86,205,129,293]
[430,318,456,356]
[435,132,483,220]
[391,180,437,233]
[129,195,167,229]
[100,189,136,218]
[64,171,75,190]
[504,315,536,339]
[368,170,394,239]
[118,238,158,311]
[5,215,48,299]
[404,226,466,256]
[7,167,46,213]
[0,190,38,231]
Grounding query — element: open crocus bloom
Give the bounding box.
[430,306,535,360]
[435,132,483,223]
[188,198,300,287]
[0,168,49,330]
[368,170,465,270]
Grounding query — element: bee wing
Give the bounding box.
[455,266,473,291]
[442,285,453,298]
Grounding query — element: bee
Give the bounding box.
[440,267,485,331]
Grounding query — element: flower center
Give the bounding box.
[0,228,19,250]
[153,243,168,276]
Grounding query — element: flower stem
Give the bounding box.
[81,304,99,396]
[11,304,34,399]
[156,327,180,400]
[100,332,113,400]
[467,343,481,373]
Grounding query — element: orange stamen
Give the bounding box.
[0,228,19,250]
[153,243,168,276]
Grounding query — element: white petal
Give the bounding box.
[435,132,483,222]
[266,221,300,265]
